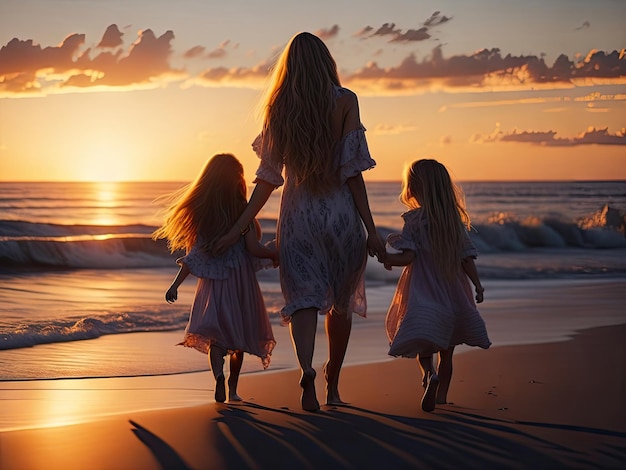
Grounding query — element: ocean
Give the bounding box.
[1,180,626,382]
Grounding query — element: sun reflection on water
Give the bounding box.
[91,182,121,226]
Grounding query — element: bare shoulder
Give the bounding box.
[336,86,358,103]
[335,87,359,116]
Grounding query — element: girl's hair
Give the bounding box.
[152,153,247,253]
[401,159,471,280]
[259,32,340,193]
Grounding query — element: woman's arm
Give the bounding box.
[213,180,276,255]
[346,174,386,261]
[244,220,279,267]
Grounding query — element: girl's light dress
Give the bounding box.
[177,237,275,369]
[385,208,491,357]
[253,86,376,322]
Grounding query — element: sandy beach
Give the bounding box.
[1,278,626,469]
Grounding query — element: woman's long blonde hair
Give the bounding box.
[259,32,340,193]
[152,153,247,253]
[401,159,471,280]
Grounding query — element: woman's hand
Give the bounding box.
[367,231,386,263]
[213,225,240,256]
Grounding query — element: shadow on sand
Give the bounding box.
[130,402,626,469]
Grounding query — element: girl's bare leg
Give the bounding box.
[436,347,454,404]
[209,346,227,403]
[228,350,244,402]
[289,307,320,411]
[324,307,352,405]
[418,355,435,388]
[418,354,439,412]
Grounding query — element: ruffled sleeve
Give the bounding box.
[387,210,420,252]
[252,134,284,187]
[337,126,376,185]
[177,238,247,279]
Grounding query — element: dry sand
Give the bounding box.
[1,323,625,469]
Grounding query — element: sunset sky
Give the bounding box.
[1,0,624,183]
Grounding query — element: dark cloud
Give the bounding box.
[207,40,231,59]
[424,11,452,27]
[184,45,205,59]
[354,26,373,37]
[355,12,451,43]
[391,27,430,43]
[315,25,340,40]
[97,24,123,49]
[576,21,591,31]
[0,26,183,94]
[1,22,624,97]
[484,127,626,146]
[195,60,272,87]
[345,46,626,93]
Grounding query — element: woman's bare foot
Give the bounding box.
[215,374,226,403]
[300,369,320,412]
[228,393,243,402]
[421,373,439,412]
[324,363,347,405]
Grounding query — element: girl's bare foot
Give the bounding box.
[228,377,242,402]
[300,369,320,412]
[421,373,439,412]
[215,374,226,403]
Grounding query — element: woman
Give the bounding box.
[215,32,385,411]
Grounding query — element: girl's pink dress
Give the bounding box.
[385,208,491,357]
[177,237,275,369]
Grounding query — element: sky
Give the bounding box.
[0,0,625,183]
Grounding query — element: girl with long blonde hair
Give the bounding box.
[382,159,491,412]
[154,153,277,403]
[214,32,386,411]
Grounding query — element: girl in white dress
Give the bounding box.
[153,153,277,403]
[382,159,491,412]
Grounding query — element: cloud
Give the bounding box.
[184,45,205,59]
[1,22,624,98]
[344,46,626,95]
[97,24,124,49]
[191,59,272,89]
[474,126,626,146]
[203,40,232,59]
[390,28,430,43]
[423,11,452,27]
[355,12,451,43]
[575,21,591,31]
[0,26,184,96]
[372,123,418,135]
[315,25,340,40]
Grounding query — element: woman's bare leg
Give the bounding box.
[289,307,320,411]
[436,347,454,404]
[324,308,352,405]
[228,350,244,402]
[209,346,226,403]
